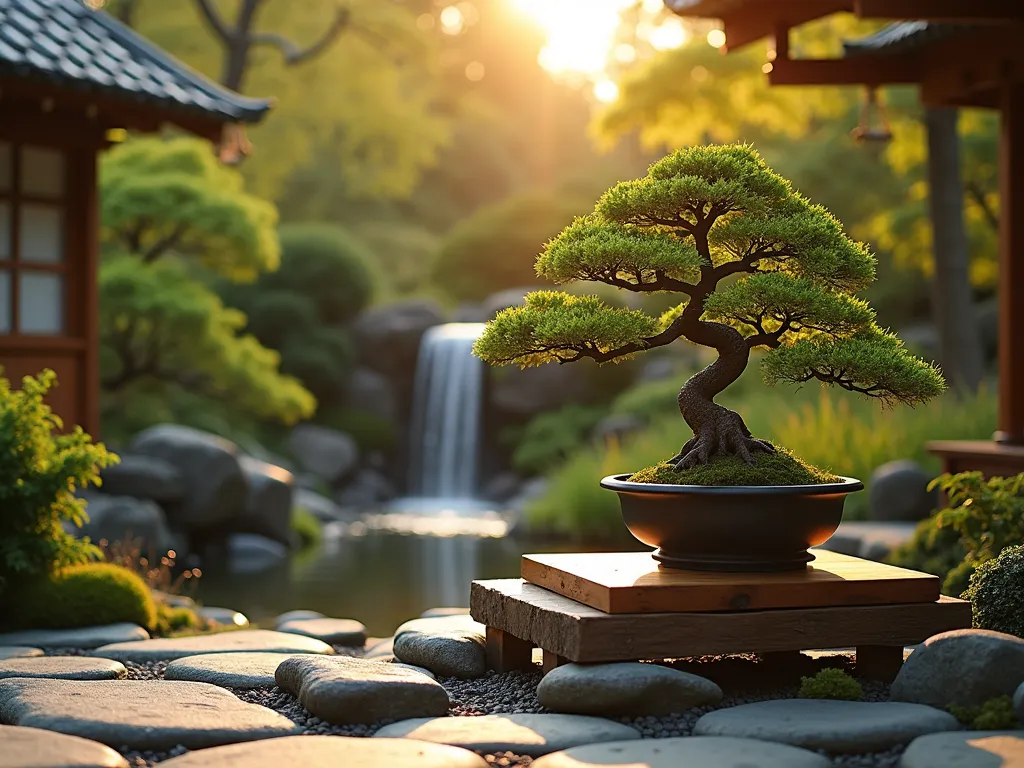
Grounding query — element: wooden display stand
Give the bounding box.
[470,549,972,682]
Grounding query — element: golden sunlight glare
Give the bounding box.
[707,28,726,48]
[648,17,688,50]
[593,79,620,103]
[440,5,465,35]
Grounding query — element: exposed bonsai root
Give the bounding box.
[667,407,774,469]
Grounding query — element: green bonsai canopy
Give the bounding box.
[474,144,944,478]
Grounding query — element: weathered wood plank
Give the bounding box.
[470,579,972,663]
[485,627,534,673]
[521,550,940,614]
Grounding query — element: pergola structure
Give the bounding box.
[0,0,270,436]
[667,0,1024,478]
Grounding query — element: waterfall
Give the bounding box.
[407,323,486,499]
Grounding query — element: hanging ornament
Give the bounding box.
[851,86,893,144]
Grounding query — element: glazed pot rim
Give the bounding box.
[600,473,864,495]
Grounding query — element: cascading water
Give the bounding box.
[403,322,489,505]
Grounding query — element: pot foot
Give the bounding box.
[652,548,815,573]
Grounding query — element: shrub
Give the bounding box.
[890,472,1024,596]
[6,563,157,631]
[317,407,397,453]
[798,668,863,700]
[154,603,201,637]
[0,370,116,596]
[948,695,1019,730]
[291,507,323,550]
[962,544,1024,637]
[505,405,607,476]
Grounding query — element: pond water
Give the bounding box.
[193,514,614,637]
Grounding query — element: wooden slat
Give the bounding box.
[521,550,939,613]
[471,579,972,663]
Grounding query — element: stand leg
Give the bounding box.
[486,627,534,672]
[542,649,569,674]
[856,645,904,682]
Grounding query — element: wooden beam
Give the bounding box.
[768,56,921,86]
[996,78,1024,445]
[854,0,1024,22]
[919,25,1024,107]
[721,1,848,51]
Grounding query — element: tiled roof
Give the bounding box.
[843,21,969,57]
[0,0,270,124]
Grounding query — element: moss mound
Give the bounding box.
[7,563,157,631]
[628,445,841,486]
[949,695,1019,730]
[798,668,863,700]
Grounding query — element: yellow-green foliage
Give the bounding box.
[154,602,201,637]
[0,370,116,596]
[798,668,863,700]
[948,696,1019,730]
[628,445,839,486]
[8,563,157,631]
[291,507,323,550]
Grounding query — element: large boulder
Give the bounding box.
[287,425,358,485]
[129,425,245,533]
[345,367,399,427]
[98,455,182,505]
[294,488,347,522]
[868,460,938,522]
[335,469,396,510]
[78,493,180,557]
[351,299,445,377]
[238,457,294,546]
[891,629,1024,708]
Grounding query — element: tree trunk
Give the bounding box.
[669,321,774,468]
[925,107,984,392]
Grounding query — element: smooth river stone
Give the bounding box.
[693,699,960,753]
[420,607,470,618]
[900,731,1024,768]
[1016,681,1024,725]
[0,656,126,681]
[164,652,301,689]
[0,724,129,768]
[159,735,489,768]
[276,618,366,647]
[373,714,642,757]
[537,662,723,716]
[393,629,486,679]
[275,655,450,725]
[89,629,333,662]
[393,614,484,638]
[0,647,43,659]
[0,624,149,649]
[0,678,300,750]
[532,737,832,768]
[274,609,324,626]
[195,607,249,628]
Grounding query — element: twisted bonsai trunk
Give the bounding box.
[668,320,774,469]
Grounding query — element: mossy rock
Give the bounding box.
[6,563,157,632]
[628,445,841,486]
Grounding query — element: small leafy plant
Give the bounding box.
[948,695,1019,730]
[0,370,117,595]
[474,144,943,484]
[962,544,1024,637]
[798,667,863,700]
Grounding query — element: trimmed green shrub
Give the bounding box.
[505,404,607,476]
[291,507,323,550]
[629,445,839,486]
[948,695,1019,730]
[7,563,157,631]
[317,407,397,453]
[890,472,1024,596]
[962,544,1024,637]
[0,370,116,596]
[798,668,863,700]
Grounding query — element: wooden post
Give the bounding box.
[485,627,534,672]
[996,79,1024,445]
[542,650,569,674]
[856,645,904,682]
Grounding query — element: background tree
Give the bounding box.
[475,145,944,469]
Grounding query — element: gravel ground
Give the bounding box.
[42,650,906,768]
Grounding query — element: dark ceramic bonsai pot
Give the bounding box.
[600,474,864,572]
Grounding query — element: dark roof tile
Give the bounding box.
[0,0,270,124]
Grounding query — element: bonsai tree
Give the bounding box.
[474,145,944,479]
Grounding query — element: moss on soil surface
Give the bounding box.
[627,445,841,486]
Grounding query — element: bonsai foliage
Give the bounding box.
[0,371,116,596]
[475,145,944,472]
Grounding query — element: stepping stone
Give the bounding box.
[1016,681,1024,724]
[693,700,960,753]
[891,629,1024,708]
[393,663,437,681]
[537,662,723,716]
[420,607,470,618]
[0,656,126,681]
[159,734,489,767]
[0,647,43,659]
[164,652,301,689]
[0,678,300,750]
[0,724,129,768]
[364,637,394,660]
[276,655,450,725]
[394,629,486,679]
[89,629,333,662]
[0,624,149,649]
[277,617,366,647]
[531,736,832,768]
[373,714,642,757]
[394,614,484,638]
[274,609,324,626]
[900,731,1024,768]
[195,607,249,627]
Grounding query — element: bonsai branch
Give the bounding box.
[249,7,352,64]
